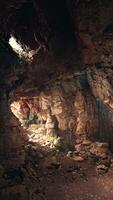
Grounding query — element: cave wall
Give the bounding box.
[10,72,98,145]
[87,67,113,150]
[10,66,113,151]
[0,0,113,157]
[68,0,113,65]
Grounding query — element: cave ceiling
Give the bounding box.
[0,0,113,50]
[0,0,113,94]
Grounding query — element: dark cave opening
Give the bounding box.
[44,0,73,35]
[5,0,75,51]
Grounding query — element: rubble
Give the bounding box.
[96,165,108,175]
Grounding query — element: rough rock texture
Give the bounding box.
[1,1,113,199]
[0,90,28,160]
[69,0,113,66]
[0,40,28,160]
[9,65,113,155]
[87,67,113,150]
[0,0,113,160]
[10,72,98,146]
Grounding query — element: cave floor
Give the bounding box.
[34,157,113,200]
[1,153,113,200]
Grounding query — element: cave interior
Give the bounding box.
[1,0,113,199]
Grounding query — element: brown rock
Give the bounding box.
[96,164,108,174]
[75,143,83,152]
[0,185,28,200]
[73,156,84,161]
[90,142,109,158]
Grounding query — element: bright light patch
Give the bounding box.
[9,35,31,60]
[9,35,38,60]
[9,36,24,55]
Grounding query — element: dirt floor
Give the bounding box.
[1,152,113,200]
[36,156,113,200]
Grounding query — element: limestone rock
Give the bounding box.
[75,143,83,152]
[66,151,73,157]
[53,137,61,146]
[90,142,109,158]
[45,116,55,129]
[96,164,108,174]
[73,156,84,162]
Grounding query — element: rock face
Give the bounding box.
[0,91,28,160]
[1,0,113,159]
[1,1,113,200]
[87,67,113,150]
[8,65,113,156]
[7,67,108,149]
[69,0,113,66]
